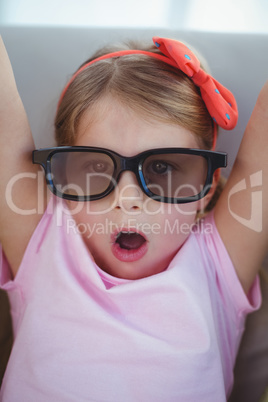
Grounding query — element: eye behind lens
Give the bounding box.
[142,152,208,200]
[50,151,115,198]
[150,160,170,175]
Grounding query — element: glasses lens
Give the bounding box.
[50,151,115,198]
[142,153,208,199]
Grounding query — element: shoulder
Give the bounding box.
[0,196,57,284]
[190,212,261,315]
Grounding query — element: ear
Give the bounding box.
[196,170,220,217]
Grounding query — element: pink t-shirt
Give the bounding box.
[0,197,261,401]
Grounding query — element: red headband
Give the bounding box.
[58,36,238,149]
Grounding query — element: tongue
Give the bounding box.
[116,232,146,250]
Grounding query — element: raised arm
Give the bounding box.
[0,37,46,276]
[215,81,268,293]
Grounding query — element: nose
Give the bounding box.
[114,171,143,212]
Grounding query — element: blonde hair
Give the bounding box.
[55,40,215,149]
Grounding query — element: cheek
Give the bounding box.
[67,203,111,250]
[155,203,199,239]
[150,201,198,221]
[142,197,199,216]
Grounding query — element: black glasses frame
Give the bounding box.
[32,146,227,203]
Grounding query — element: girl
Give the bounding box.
[0,35,267,401]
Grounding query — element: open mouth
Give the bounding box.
[111,230,148,262]
[115,231,146,250]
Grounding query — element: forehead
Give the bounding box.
[75,95,200,155]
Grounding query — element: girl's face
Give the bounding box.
[68,96,211,280]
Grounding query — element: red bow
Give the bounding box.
[153,37,238,130]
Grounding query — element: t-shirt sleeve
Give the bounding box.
[0,244,13,289]
[198,211,261,320]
